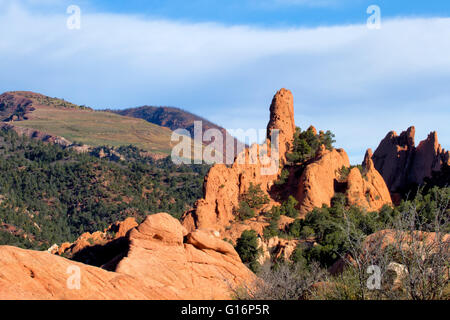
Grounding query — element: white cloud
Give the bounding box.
[0,2,449,164]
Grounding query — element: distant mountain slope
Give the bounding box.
[112,106,244,163]
[0,92,187,158]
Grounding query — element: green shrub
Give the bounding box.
[263,206,281,238]
[286,126,335,164]
[275,169,289,185]
[241,183,270,210]
[235,230,261,273]
[299,226,315,239]
[236,201,256,221]
[281,196,299,218]
[288,219,303,238]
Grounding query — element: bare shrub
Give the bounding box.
[332,187,449,300]
[388,188,449,300]
[232,261,327,300]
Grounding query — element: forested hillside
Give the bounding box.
[0,128,209,250]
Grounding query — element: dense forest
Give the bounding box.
[0,128,209,249]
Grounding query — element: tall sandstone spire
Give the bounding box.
[182,89,296,232]
[267,88,296,163]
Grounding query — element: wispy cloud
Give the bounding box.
[0,2,448,164]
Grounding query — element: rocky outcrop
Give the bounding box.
[372,126,449,192]
[346,149,392,211]
[267,88,296,163]
[297,146,392,215]
[51,217,138,258]
[0,123,72,147]
[0,92,35,121]
[183,88,394,232]
[364,229,450,253]
[116,213,255,299]
[0,245,176,300]
[182,89,296,233]
[0,213,255,300]
[296,146,350,215]
[257,236,305,264]
[412,131,449,185]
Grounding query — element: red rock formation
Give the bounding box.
[372,126,449,192]
[296,146,350,215]
[108,217,139,239]
[364,229,450,253]
[297,146,392,215]
[258,236,303,264]
[0,213,255,300]
[183,88,393,233]
[346,149,392,211]
[267,88,296,163]
[412,131,449,185]
[182,89,296,232]
[52,217,138,257]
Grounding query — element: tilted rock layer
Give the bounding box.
[372,126,450,192]
[0,213,255,300]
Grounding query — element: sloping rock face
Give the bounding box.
[297,147,392,216]
[372,126,449,192]
[116,213,255,299]
[48,218,139,268]
[0,245,176,300]
[182,145,279,233]
[0,213,255,300]
[296,146,350,215]
[182,89,296,232]
[346,149,392,211]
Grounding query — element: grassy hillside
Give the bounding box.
[112,105,245,163]
[0,91,181,157]
[16,107,175,155]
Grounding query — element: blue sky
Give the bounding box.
[0,0,449,163]
[90,0,450,26]
[23,0,450,26]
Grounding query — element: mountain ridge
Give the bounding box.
[0,91,185,158]
[110,105,245,164]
